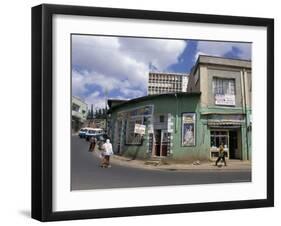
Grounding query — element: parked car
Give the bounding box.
[78,127,92,138]
[85,128,104,141]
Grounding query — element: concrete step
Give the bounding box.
[145,157,170,166]
[144,160,161,166]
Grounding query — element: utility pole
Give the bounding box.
[241,69,249,160]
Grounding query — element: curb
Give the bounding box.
[111,155,251,172]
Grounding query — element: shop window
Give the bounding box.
[125,117,143,145]
[210,131,228,148]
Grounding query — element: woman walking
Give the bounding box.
[100,139,114,168]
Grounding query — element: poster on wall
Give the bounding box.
[182,113,196,146]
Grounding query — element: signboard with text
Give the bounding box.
[134,124,146,135]
[215,94,235,106]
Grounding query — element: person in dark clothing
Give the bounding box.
[88,136,96,152]
[215,143,227,166]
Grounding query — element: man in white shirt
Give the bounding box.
[101,139,114,168]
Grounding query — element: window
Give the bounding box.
[210,131,228,148]
[159,115,165,123]
[72,103,80,112]
[213,78,235,95]
[213,78,236,106]
[125,117,143,145]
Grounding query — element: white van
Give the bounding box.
[85,128,104,141]
[78,127,93,138]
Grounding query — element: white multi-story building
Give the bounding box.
[148,72,189,95]
[72,96,88,132]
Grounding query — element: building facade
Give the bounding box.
[148,72,188,95]
[108,93,201,161]
[187,56,251,161]
[72,96,88,132]
[108,56,251,162]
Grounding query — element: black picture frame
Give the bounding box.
[32,4,274,222]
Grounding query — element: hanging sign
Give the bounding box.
[134,124,146,135]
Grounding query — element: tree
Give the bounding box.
[91,104,94,119]
[87,108,91,120]
[87,104,94,119]
[94,107,107,119]
[102,108,106,116]
[94,109,97,118]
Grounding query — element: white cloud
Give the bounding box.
[118,38,186,70]
[72,69,146,109]
[72,35,187,107]
[194,41,251,62]
[72,69,87,97]
[85,91,106,110]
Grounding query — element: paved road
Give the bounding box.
[71,136,251,190]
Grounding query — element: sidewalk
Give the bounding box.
[110,154,251,172]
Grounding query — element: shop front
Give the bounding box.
[113,108,174,158]
[112,105,154,156]
[149,113,173,157]
[207,114,247,161]
[209,128,242,160]
[108,93,201,160]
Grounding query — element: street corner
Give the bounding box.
[71,136,252,190]
[109,154,251,172]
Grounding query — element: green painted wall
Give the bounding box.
[109,94,251,161]
[109,94,203,160]
[167,95,208,161]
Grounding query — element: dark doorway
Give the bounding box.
[154,130,161,156]
[153,130,169,157]
[161,131,169,157]
[229,130,240,159]
[116,120,122,154]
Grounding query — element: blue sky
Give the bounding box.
[72,35,251,110]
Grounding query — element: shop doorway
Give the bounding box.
[229,130,241,159]
[210,129,241,160]
[154,130,168,157]
[154,130,161,156]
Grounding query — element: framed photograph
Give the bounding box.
[32,4,274,221]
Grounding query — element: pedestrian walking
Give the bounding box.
[100,139,114,168]
[88,136,96,152]
[215,143,227,166]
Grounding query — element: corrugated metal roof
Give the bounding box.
[109,92,201,112]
